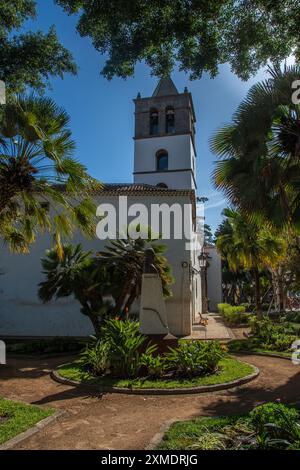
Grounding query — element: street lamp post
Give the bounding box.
[198,252,209,314]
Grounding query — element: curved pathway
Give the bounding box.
[0,354,299,450]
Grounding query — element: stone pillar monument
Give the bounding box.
[139,248,169,335]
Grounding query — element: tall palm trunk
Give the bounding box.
[271,267,285,313]
[253,268,262,317]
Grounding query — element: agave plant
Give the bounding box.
[0,94,100,254]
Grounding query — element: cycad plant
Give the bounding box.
[98,234,174,317]
[0,94,99,254]
[38,244,113,336]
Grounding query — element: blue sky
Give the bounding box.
[23,1,272,233]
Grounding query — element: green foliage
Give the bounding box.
[0,95,98,254]
[80,340,110,376]
[217,303,230,314]
[284,311,300,324]
[59,357,255,390]
[140,353,166,379]
[0,1,76,94]
[158,404,300,450]
[224,305,246,315]
[98,236,174,316]
[6,337,84,354]
[212,65,300,231]
[101,319,156,378]
[0,398,53,445]
[249,317,297,352]
[222,305,253,326]
[249,403,300,449]
[56,1,300,81]
[218,303,252,325]
[250,403,299,435]
[39,244,113,336]
[165,340,224,378]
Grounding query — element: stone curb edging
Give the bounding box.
[232,351,291,361]
[0,410,65,450]
[51,363,260,396]
[145,419,177,450]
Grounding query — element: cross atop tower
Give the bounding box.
[133,77,197,190]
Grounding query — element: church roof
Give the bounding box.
[99,183,194,197]
[152,76,179,97]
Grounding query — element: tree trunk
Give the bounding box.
[124,289,137,315]
[88,314,102,338]
[271,267,285,314]
[253,268,262,318]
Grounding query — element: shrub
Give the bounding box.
[80,340,110,375]
[249,317,297,351]
[223,305,246,315]
[249,403,299,439]
[101,319,156,378]
[140,353,166,379]
[285,311,300,324]
[217,303,230,315]
[165,340,224,378]
[221,305,252,326]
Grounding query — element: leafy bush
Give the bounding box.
[217,303,230,315]
[224,305,246,315]
[284,311,300,324]
[223,306,252,326]
[249,317,297,352]
[6,337,85,354]
[101,319,156,378]
[140,353,166,379]
[249,403,300,448]
[165,340,224,378]
[80,340,110,375]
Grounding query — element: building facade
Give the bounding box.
[0,78,222,338]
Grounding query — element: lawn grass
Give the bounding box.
[157,415,247,450]
[58,356,255,390]
[228,339,292,358]
[0,397,54,445]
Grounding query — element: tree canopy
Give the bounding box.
[56,0,300,80]
[0,0,76,94]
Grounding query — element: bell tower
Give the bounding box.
[133,77,197,190]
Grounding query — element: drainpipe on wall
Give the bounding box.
[181,262,189,335]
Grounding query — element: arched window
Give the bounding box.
[156,182,168,189]
[156,150,168,171]
[150,108,159,135]
[166,106,175,133]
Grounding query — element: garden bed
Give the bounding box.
[53,356,258,395]
[0,398,54,446]
[155,403,300,450]
[228,339,292,359]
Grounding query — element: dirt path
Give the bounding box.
[0,354,299,450]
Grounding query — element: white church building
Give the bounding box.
[0,77,222,338]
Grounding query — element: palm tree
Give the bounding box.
[211,65,300,230]
[38,244,113,336]
[216,208,285,315]
[0,94,99,254]
[39,236,174,335]
[98,235,174,316]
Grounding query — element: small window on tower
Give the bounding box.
[166,106,175,133]
[156,150,168,171]
[150,108,159,135]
